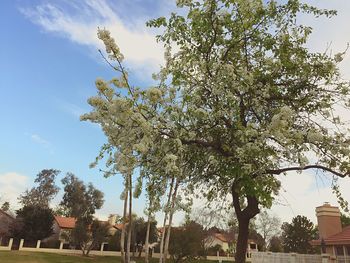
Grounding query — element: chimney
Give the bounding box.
[108,214,117,226]
[316,202,342,239]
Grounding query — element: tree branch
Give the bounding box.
[266,165,349,178]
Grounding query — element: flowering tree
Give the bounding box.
[82,1,350,262]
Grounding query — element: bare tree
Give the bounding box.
[256,210,281,251]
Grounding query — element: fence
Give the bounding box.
[13,239,253,261]
[251,252,350,263]
[0,238,13,251]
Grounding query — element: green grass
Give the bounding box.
[0,251,230,263]
[0,251,122,263]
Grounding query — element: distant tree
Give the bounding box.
[130,217,158,256]
[19,169,60,207]
[11,205,54,241]
[108,231,121,251]
[1,201,10,212]
[53,205,70,217]
[60,173,105,256]
[268,235,283,252]
[281,215,318,254]
[256,210,281,251]
[169,221,205,263]
[60,173,104,220]
[67,219,109,256]
[341,213,350,228]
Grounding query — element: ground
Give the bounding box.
[0,251,119,263]
[0,252,232,263]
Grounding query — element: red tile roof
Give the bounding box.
[311,226,350,245]
[54,216,76,229]
[114,223,125,230]
[55,216,124,230]
[213,233,234,243]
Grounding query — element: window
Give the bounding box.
[335,246,344,256]
[250,244,257,250]
[345,246,350,256]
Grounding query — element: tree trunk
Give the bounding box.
[159,176,175,263]
[231,182,260,263]
[235,216,250,263]
[163,179,179,262]
[127,172,133,263]
[121,185,129,263]
[145,214,151,263]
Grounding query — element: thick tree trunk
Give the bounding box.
[145,214,151,263]
[163,180,179,262]
[127,172,133,263]
[235,216,250,263]
[121,184,129,263]
[231,182,260,263]
[159,176,175,263]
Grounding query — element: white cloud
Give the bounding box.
[20,0,165,75]
[0,172,29,208]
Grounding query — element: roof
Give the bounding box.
[114,223,125,230]
[0,209,15,220]
[213,233,234,243]
[311,226,350,246]
[54,216,76,229]
[55,216,124,230]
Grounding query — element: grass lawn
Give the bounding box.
[0,251,123,263]
[0,251,231,263]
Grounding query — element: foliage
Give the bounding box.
[60,173,104,221]
[268,235,283,252]
[340,213,350,227]
[68,219,110,256]
[281,215,318,254]
[1,201,10,212]
[83,0,350,262]
[11,205,54,241]
[60,173,105,256]
[168,221,205,263]
[108,231,121,251]
[19,169,60,207]
[130,217,158,254]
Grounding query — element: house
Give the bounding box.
[204,232,258,256]
[52,214,122,242]
[0,209,15,238]
[310,203,350,257]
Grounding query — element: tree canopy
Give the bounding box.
[82,0,350,262]
[60,173,104,221]
[281,215,318,254]
[11,205,55,242]
[19,169,60,207]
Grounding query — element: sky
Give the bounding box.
[1,0,350,227]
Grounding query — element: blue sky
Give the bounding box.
[1,0,350,225]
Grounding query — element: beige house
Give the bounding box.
[51,215,122,242]
[205,232,258,255]
[311,203,350,257]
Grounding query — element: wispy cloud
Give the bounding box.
[31,133,50,147]
[20,0,165,75]
[30,133,54,154]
